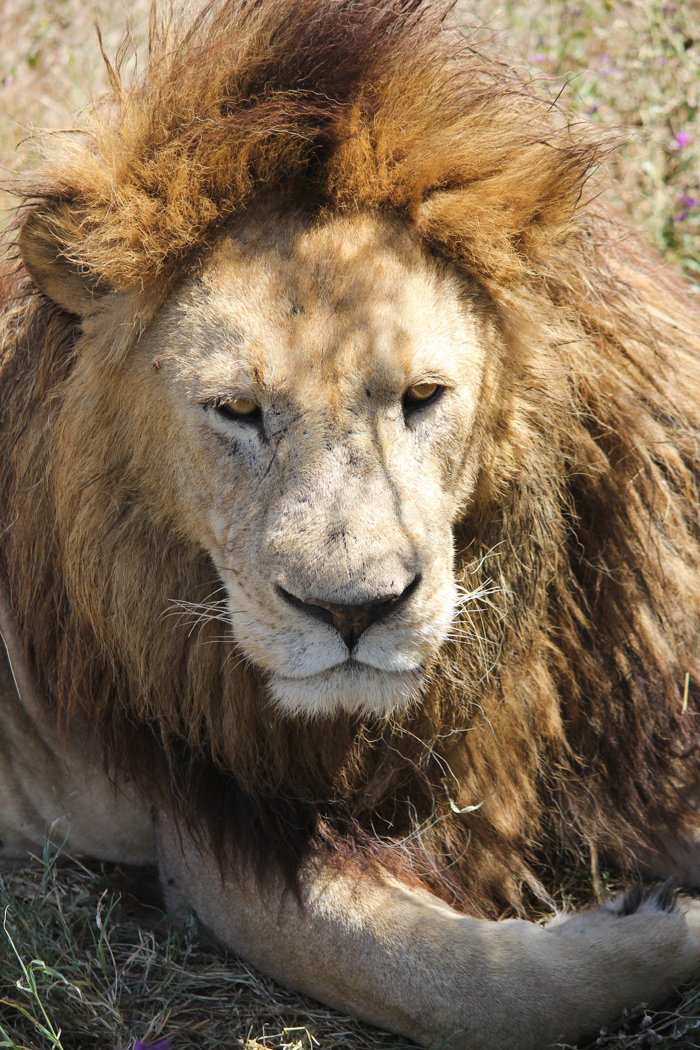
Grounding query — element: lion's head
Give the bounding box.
[27,207,505,718]
[4,0,700,914]
[137,212,503,717]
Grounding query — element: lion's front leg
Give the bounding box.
[156,816,700,1050]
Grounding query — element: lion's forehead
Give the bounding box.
[170,213,485,403]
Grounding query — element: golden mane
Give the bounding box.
[3,0,700,916]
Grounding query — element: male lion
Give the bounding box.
[3,1,700,1047]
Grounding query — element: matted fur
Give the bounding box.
[2,0,700,916]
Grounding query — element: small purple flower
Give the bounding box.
[528,52,547,64]
[586,103,599,115]
[676,131,691,148]
[597,55,621,76]
[658,56,667,65]
[679,193,697,209]
[134,1041,171,1050]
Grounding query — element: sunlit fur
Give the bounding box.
[3,0,700,917]
[135,211,480,719]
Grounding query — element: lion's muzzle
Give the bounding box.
[275,574,421,651]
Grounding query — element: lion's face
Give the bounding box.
[127,212,499,717]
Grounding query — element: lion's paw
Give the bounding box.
[603,881,678,916]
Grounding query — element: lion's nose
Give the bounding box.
[276,576,420,651]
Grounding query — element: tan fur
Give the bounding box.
[4,1,700,1046]
[0,590,155,864]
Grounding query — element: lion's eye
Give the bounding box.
[407,382,437,401]
[403,382,442,411]
[214,398,261,422]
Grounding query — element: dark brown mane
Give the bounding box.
[3,0,700,917]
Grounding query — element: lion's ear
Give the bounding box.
[19,212,113,317]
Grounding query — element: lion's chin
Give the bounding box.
[267,662,423,719]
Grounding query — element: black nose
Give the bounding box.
[277,575,420,651]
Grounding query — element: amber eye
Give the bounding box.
[228,398,258,415]
[403,382,442,411]
[213,397,261,422]
[407,382,437,401]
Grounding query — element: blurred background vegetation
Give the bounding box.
[467,0,700,280]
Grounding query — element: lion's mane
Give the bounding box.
[3,0,700,915]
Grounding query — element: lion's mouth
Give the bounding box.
[279,654,421,677]
[266,661,424,719]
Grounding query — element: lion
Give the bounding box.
[3,0,700,1046]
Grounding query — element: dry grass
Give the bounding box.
[2,1,700,1049]
[0,0,145,216]
[0,847,412,1050]
[463,0,700,280]
[3,852,700,1050]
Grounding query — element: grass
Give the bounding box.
[4,851,700,1050]
[464,0,700,281]
[2,1,700,1048]
[0,845,412,1050]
